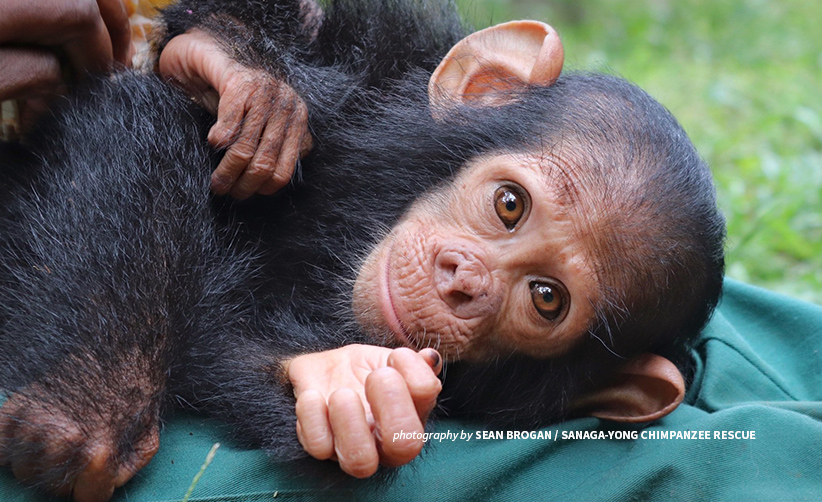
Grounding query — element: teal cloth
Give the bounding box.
[2,278,821,501]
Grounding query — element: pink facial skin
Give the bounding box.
[353,152,600,362]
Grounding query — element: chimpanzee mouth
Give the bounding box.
[380,244,411,347]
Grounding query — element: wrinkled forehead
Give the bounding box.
[527,149,628,313]
[520,142,615,213]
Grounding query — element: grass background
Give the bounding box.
[456,0,822,304]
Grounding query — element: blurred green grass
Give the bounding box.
[457,0,822,304]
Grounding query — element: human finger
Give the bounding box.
[0,47,62,101]
[0,1,97,43]
[365,367,425,468]
[96,0,132,66]
[327,388,379,478]
[295,389,334,460]
[0,1,117,75]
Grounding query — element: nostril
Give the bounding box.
[448,290,473,306]
[433,246,499,319]
[436,252,460,277]
[443,261,458,278]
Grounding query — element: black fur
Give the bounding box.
[0,0,724,493]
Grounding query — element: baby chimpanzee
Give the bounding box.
[0,0,724,499]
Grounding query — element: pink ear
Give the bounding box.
[428,20,564,107]
[571,353,686,423]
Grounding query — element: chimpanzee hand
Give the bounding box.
[0,0,133,127]
[159,29,313,199]
[286,345,442,478]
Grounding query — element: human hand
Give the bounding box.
[158,29,312,199]
[286,345,443,478]
[0,0,132,108]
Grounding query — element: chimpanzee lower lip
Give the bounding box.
[380,242,410,346]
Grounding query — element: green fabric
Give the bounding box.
[2,278,821,501]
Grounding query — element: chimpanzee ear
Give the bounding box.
[428,20,564,108]
[570,353,686,423]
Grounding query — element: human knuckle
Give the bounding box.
[27,56,62,87]
[60,0,101,32]
[288,358,309,379]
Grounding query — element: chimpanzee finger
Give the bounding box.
[113,420,160,488]
[299,125,314,158]
[0,405,20,465]
[295,389,334,460]
[207,88,245,149]
[257,94,312,195]
[386,348,442,423]
[246,107,293,196]
[0,47,63,102]
[365,367,425,468]
[95,0,132,66]
[219,108,269,200]
[327,388,379,478]
[419,348,443,374]
[158,31,220,113]
[9,415,85,492]
[71,444,117,502]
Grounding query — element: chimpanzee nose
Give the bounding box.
[433,246,501,319]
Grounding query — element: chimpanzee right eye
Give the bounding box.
[494,185,527,230]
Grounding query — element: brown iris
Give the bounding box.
[529,281,565,320]
[494,186,525,230]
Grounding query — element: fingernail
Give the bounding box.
[427,350,441,369]
[211,174,230,194]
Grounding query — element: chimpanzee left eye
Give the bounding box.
[530,280,567,321]
[494,186,527,230]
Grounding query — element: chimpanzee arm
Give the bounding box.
[155,0,323,199]
[173,318,442,472]
[158,0,320,74]
[0,73,222,498]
